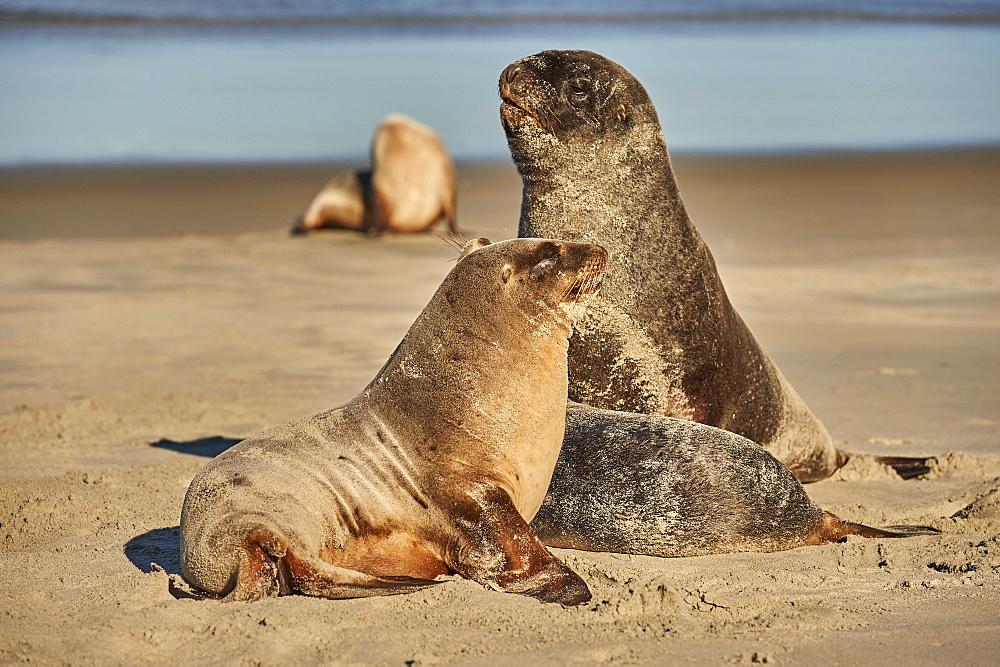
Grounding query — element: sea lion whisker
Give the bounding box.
[438,231,472,253]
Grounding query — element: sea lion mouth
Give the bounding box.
[562,251,607,303]
[500,96,548,134]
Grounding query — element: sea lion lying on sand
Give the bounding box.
[295,169,371,233]
[180,237,605,605]
[533,402,938,558]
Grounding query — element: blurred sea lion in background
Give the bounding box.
[500,49,931,482]
[295,169,371,233]
[294,113,457,236]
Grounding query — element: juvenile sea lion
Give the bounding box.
[294,169,370,233]
[532,403,937,557]
[500,49,928,481]
[180,237,606,605]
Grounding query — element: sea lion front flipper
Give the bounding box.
[447,484,592,606]
[220,529,441,602]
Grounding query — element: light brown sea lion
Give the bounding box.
[180,237,606,605]
[370,113,457,235]
[293,113,457,236]
[500,49,930,482]
[294,169,370,233]
[532,402,938,558]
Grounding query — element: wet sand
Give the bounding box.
[1,149,998,663]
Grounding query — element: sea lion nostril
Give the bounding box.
[505,65,522,84]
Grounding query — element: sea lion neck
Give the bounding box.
[515,124,707,297]
[356,258,574,516]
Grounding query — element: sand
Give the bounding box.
[1,149,998,663]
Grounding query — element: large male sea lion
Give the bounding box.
[500,49,928,482]
[293,113,457,236]
[180,237,606,605]
[531,402,937,558]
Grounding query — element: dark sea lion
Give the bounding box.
[531,402,938,558]
[500,49,929,482]
[180,237,606,605]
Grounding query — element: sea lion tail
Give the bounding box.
[811,512,942,543]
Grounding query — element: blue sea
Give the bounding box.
[1,0,998,164]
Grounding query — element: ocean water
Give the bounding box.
[1,1,998,164]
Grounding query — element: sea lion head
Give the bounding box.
[454,237,607,320]
[499,50,660,174]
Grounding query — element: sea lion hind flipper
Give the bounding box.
[868,524,942,537]
[448,484,592,606]
[219,529,439,602]
[810,512,942,543]
[873,455,935,480]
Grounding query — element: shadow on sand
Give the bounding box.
[125,438,239,585]
[150,436,240,458]
[125,525,182,575]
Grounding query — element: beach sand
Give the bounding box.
[2,149,998,663]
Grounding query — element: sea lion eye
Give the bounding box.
[530,255,558,280]
[530,244,561,279]
[568,82,589,97]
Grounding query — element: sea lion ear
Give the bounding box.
[616,103,628,123]
[459,237,493,259]
[500,264,514,283]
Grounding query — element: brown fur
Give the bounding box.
[295,169,370,232]
[501,50,842,482]
[180,238,606,605]
[369,114,457,235]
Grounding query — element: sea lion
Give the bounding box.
[369,113,457,235]
[500,49,929,482]
[180,237,606,605]
[292,113,457,236]
[294,169,370,233]
[531,402,938,557]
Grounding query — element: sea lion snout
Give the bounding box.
[502,64,521,85]
[524,240,607,303]
[499,60,551,134]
